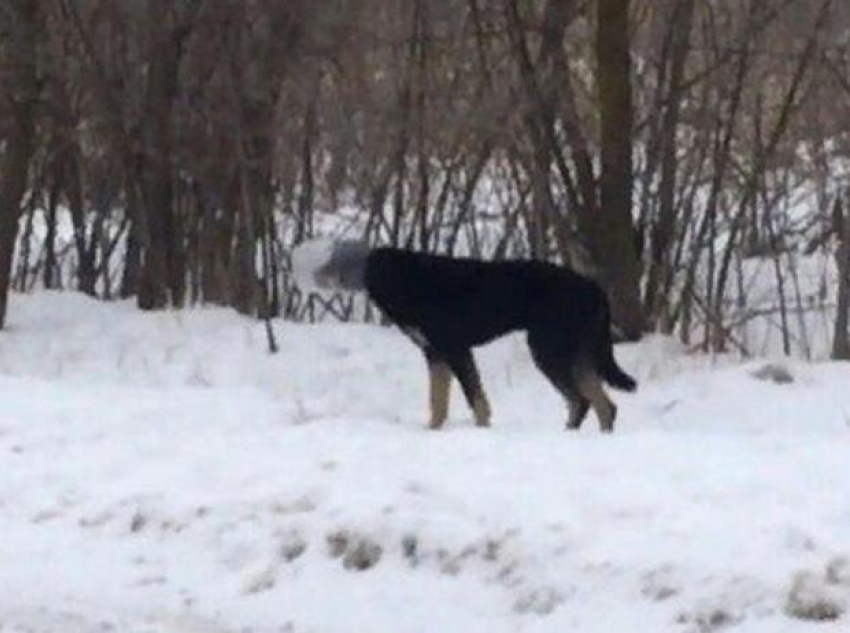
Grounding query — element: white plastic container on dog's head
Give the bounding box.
[291,239,370,293]
[290,239,336,292]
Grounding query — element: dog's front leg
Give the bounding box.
[447,350,491,428]
[427,357,452,430]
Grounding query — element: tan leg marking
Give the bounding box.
[472,392,492,428]
[576,373,617,433]
[428,361,452,430]
[566,396,590,430]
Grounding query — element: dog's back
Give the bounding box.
[365,249,542,347]
[304,241,635,431]
[364,248,603,350]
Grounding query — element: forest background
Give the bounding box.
[1,0,849,358]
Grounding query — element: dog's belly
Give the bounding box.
[399,301,521,350]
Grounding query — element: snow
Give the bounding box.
[0,292,849,632]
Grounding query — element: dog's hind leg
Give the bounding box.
[447,349,491,427]
[527,332,591,431]
[530,356,590,430]
[566,393,591,430]
[426,353,452,430]
[575,371,617,433]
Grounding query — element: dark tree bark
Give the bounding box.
[592,0,645,339]
[120,210,142,299]
[137,7,186,310]
[64,144,98,295]
[0,0,39,329]
[43,175,60,289]
[832,196,850,360]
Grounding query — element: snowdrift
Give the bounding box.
[0,292,848,632]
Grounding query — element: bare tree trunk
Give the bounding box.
[0,0,39,329]
[43,177,60,289]
[832,196,850,360]
[137,35,181,309]
[136,0,203,309]
[64,146,98,295]
[295,76,318,245]
[120,215,141,299]
[14,193,36,292]
[593,0,645,339]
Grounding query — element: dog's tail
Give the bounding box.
[595,295,637,392]
[291,239,371,292]
[602,351,637,392]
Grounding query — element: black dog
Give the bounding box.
[311,241,637,432]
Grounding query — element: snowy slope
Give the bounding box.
[0,292,849,633]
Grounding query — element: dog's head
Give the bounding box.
[313,240,370,292]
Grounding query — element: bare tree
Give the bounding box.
[0,0,39,328]
[832,196,850,359]
[0,0,847,357]
[591,0,645,338]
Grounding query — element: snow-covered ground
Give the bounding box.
[0,292,849,632]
